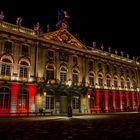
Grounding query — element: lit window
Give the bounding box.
[46,91,54,110]
[72,96,79,109]
[0,87,10,109]
[19,61,29,78]
[17,88,28,112]
[126,78,130,89]
[89,72,94,85]
[1,58,12,76]
[60,67,67,82]
[46,65,54,80]
[46,96,54,110]
[121,78,125,88]
[106,75,111,87]
[98,74,103,86]
[72,69,78,82]
[132,80,137,89]
[114,77,118,87]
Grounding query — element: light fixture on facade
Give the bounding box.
[136,88,140,92]
[67,79,72,86]
[88,94,90,98]
[43,92,46,96]
[29,78,33,82]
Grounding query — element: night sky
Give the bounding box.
[1,1,139,59]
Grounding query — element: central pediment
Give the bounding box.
[40,29,87,49]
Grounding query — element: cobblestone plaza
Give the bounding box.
[0,112,140,139]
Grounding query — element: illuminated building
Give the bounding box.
[0,17,140,116]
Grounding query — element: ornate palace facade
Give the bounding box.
[0,19,140,116]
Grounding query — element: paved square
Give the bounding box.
[0,112,140,139]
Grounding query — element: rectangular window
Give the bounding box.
[20,67,28,78]
[46,96,54,110]
[22,45,29,56]
[114,81,118,87]
[127,82,130,89]
[72,74,78,82]
[48,51,54,58]
[107,79,111,87]
[72,97,79,109]
[1,64,11,76]
[99,78,103,86]
[46,70,54,80]
[89,77,94,85]
[60,72,67,81]
[121,81,124,88]
[0,93,9,109]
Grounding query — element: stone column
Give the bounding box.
[10,83,19,113]
[112,91,116,112]
[95,89,100,112]
[104,90,108,112]
[119,91,123,111]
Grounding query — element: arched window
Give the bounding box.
[46,65,54,80]
[0,87,10,110]
[4,41,12,53]
[114,76,118,87]
[89,72,94,85]
[126,78,130,89]
[17,88,29,112]
[98,74,103,86]
[60,67,67,82]
[132,80,137,89]
[72,69,78,82]
[120,77,125,88]
[19,61,29,78]
[106,75,111,87]
[1,58,12,76]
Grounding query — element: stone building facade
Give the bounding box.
[0,19,140,116]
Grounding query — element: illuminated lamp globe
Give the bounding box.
[77,82,81,87]
[50,79,56,85]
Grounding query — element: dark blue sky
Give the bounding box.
[1,1,139,59]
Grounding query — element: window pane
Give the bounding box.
[1,64,11,76]
[72,74,78,82]
[60,72,67,81]
[0,88,10,109]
